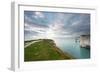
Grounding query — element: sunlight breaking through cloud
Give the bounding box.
[24,11,90,41]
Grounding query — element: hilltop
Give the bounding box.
[24,39,74,61]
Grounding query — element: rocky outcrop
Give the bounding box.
[79,35,90,49]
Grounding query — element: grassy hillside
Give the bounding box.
[24,39,74,61]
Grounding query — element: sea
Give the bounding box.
[54,38,90,59]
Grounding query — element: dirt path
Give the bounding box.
[24,40,41,48]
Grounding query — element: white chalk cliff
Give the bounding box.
[79,35,90,49]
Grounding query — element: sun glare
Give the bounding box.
[46,28,55,40]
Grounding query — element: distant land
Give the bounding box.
[80,35,90,49]
[24,39,74,61]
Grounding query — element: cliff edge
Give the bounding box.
[24,39,74,61]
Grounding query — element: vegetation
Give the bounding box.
[24,39,74,61]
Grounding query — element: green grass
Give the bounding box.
[24,39,73,61]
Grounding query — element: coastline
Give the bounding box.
[24,39,74,61]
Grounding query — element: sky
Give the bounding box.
[24,11,90,41]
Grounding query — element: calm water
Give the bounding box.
[54,38,90,59]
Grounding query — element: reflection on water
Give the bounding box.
[54,38,90,59]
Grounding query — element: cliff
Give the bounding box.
[79,35,90,49]
[24,39,74,61]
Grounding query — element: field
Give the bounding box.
[24,39,74,61]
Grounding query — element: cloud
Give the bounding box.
[24,22,49,40]
[33,12,45,19]
[24,11,90,40]
[24,11,49,27]
[58,13,90,37]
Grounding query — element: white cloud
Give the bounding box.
[24,15,33,24]
[45,21,71,39]
[71,21,80,26]
[25,23,30,27]
[24,12,90,41]
[24,23,49,40]
[25,26,47,34]
[33,12,45,19]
